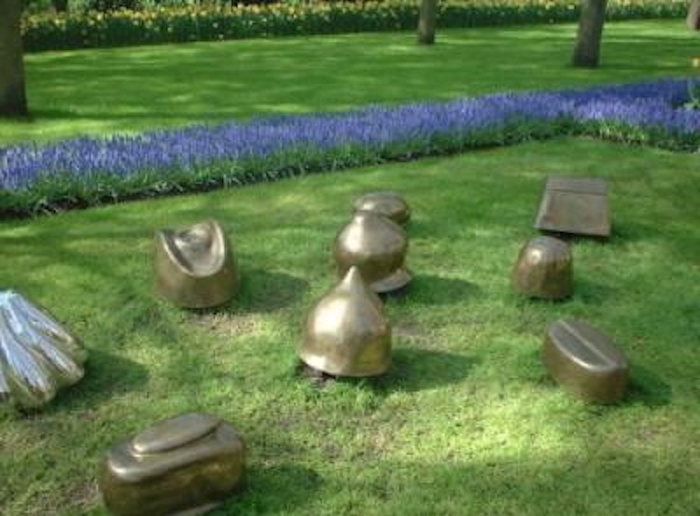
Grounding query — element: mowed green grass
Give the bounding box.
[0,138,698,515]
[1,19,698,145]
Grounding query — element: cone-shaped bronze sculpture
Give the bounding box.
[511,236,573,300]
[99,412,246,516]
[154,219,239,308]
[334,210,411,294]
[0,290,87,410]
[300,266,391,377]
[543,319,629,404]
[353,191,411,225]
[534,176,610,237]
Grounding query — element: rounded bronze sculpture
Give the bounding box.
[300,266,392,377]
[544,319,629,404]
[511,236,573,300]
[154,219,239,309]
[334,210,411,294]
[99,412,246,516]
[0,290,87,410]
[353,191,411,225]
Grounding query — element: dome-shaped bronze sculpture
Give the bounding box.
[544,319,629,404]
[511,236,573,300]
[353,191,411,225]
[0,290,87,410]
[99,412,246,516]
[334,210,411,294]
[154,219,239,309]
[300,266,392,377]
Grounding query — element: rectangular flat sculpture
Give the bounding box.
[534,177,610,237]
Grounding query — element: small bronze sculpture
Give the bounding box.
[534,176,610,237]
[334,210,411,294]
[543,319,629,404]
[154,219,239,308]
[352,191,411,225]
[300,266,392,377]
[0,290,87,410]
[512,236,573,300]
[99,412,246,516]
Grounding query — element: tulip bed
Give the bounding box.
[1,77,698,218]
[22,0,688,52]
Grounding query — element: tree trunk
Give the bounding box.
[687,0,700,30]
[417,0,438,45]
[0,0,28,117]
[572,0,607,68]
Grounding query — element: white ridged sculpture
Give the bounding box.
[0,290,87,410]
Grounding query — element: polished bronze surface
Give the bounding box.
[300,266,392,377]
[334,210,411,294]
[352,191,411,225]
[99,413,245,516]
[534,176,611,237]
[0,290,87,410]
[154,219,239,308]
[511,236,573,300]
[543,318,629,404]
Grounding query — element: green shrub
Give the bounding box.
[21,0,688,53]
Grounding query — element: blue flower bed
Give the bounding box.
[0,78,697,217]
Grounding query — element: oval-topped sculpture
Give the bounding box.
[99,412,246,516]
[334,210,411,294]
[0,290,87,410]
[353,191,411,225]
[511,236,573,300]
[543,319,629,404]
[300,266,392,377]
[154,219,239,309]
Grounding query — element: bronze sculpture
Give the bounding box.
[334,210,411,294]
[0,290,87,410]
[534,176,610,237]
[300,266,392,377]
[511,236,573,300]
[352,191,411,225]
[99,412,246,516]
[154,219,239,308]
[543,319,629,404]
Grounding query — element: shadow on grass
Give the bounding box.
[400,274,482,306]
[626,365,673,407]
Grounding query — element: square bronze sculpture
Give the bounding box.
[534,177,610,237]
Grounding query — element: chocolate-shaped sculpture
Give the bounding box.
[544,319,629,404]
[154,219,239,308]
[334,210,411,294]
[511,236,573,300]
[353,191,411,225]
[300,266,391,377]
[534,176,610,237]
[0,290,87,410]
[99,412,246,516]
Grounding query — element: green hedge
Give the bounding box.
[22,0,688,53]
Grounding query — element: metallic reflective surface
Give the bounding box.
[99,413,245,516]
[154,219,239,309]
[511,236,573,300]
[534,176,611,237]
[0,290,86,410]
[544,319,629,404]
[300,266,392,377]
[334,210,411,294]
[353,191,411,225]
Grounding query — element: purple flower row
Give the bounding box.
[0,78,696,193]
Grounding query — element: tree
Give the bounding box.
[417,0,438,45]
[572,0,607,68]
[0,0,28,117]
[687,0,700,30]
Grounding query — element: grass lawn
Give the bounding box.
[1,138,699,515]
[1,19,699,145]
[1,18,700,516]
